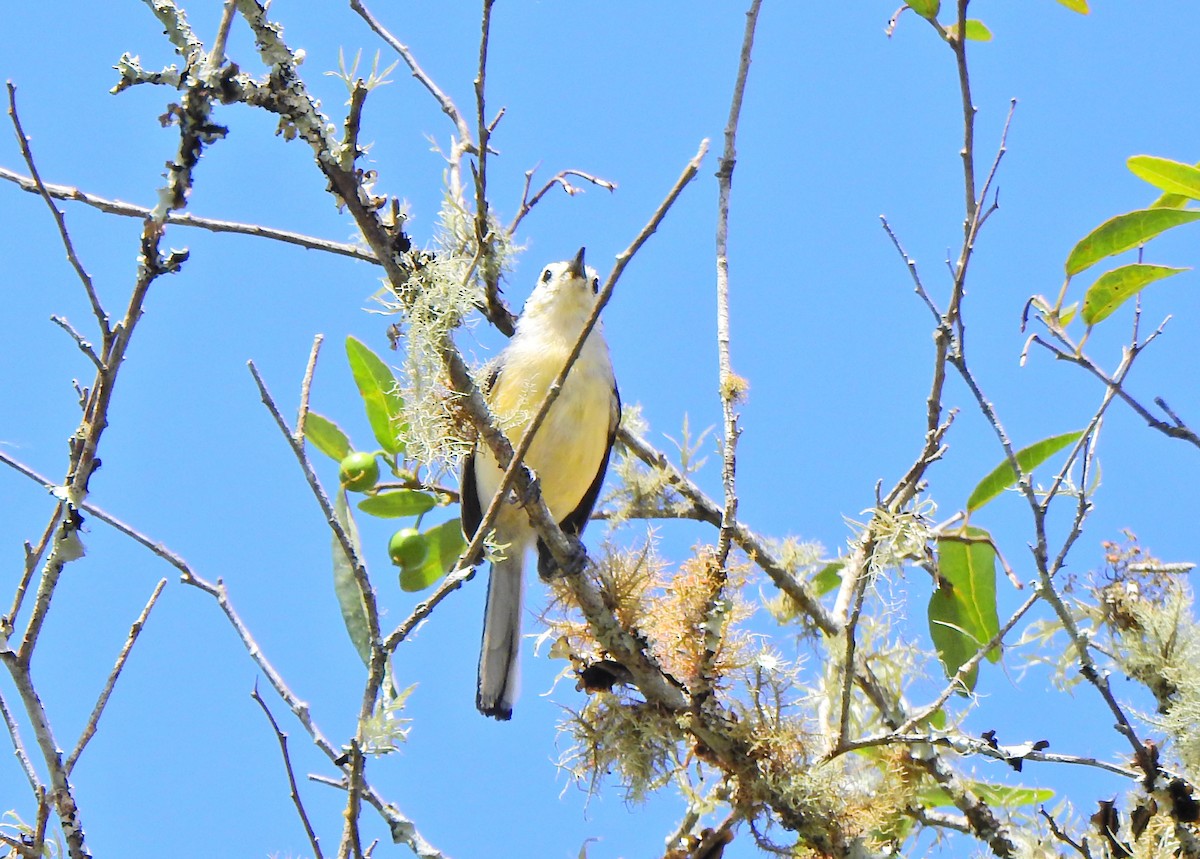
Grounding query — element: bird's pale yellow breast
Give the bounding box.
[482,339,613,522]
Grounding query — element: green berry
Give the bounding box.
[389,528,429,570]
[339,452,380,492]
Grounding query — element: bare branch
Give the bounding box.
[49,316,104,371]
[1029,334,1200,449]
[206,0,239,73]
[252,685,325,859]
[65,578,168,776]
[710,0,761,591]
[0,688,41,793]
[3,506,61,641]
[7,84,108,337]
[507,167,616,235]
[348,0,474,147]
[1039,806,1094,859]
[246,360,384,683]
[0,650,89,858]
[0,166,377,262]
[295,334,324,443]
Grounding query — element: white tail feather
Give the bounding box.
[477,552,525,720]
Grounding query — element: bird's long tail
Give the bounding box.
[477,552,524,720]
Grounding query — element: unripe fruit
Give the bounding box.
[389,528,428,570]
[339,452,379,492]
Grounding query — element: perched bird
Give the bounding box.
[460,248,621,720]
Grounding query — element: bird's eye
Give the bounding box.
[591,277,600,294]
[541,268,553,284]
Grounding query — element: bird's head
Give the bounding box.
[520,247,602,326]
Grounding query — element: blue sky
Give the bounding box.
[3,2,1200,857]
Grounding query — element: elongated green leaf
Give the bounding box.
[1065,208,1200,276]
[1128,155,1200,201]
[1056,0,1088,12]
[907,0,939,19]
[967,430,1084,512]
[358,490,437,519]
[947,19,992,41]
[346,336,406,455]
[965,19,993,40]
[919,781,1054,809]
[929,526,1000,692]
[810,560,844,597]
[1082,263,1188,325]
[400,519,468,592]
[304,412,352,461]
[333,489,372,666]
[1150,161,1200,208]
[973,783,1056,807]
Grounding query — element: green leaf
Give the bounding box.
[919,781,1054,809]
[333,489,373,666]
[346,336,406,455]
[947,19,992,41]
[967,430,1084,512]
[358,490,437,519]
[929,526,1000,692]
[1058,301,1078,327]
[1082,263,1188,325]
[907,0,939,20]
[1128,155,1200,201]
[399,519,468,592]
[1149,164,1200,209]
[810,560,844,597]
[304,412,352,461]
[973,783,1056,807]
[922,707,947,731]
[1065,208,1200,277]
[1056,0,1088,12]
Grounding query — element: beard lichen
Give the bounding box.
[545,538,916,851]
[378,191,520,470]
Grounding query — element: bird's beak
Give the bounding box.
[568,247,586,279]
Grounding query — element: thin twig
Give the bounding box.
[248,361,381,655]
[0,688,41,792]
[471,0,499,334]
[295,334,324,442]
[383,567,474,650]
[338,740,365,859]
[0,166,378,263]
[974,99,1016,231]
[711,0,761,575]
[1029,334,1200,449]
[881,216,942,323]
[348,0,474,146]
[506,168,616,235]
[65,578,168,775]
[7,84,108,337]
[247,358,394,855]
[896,588,1041,734]
[4,510,61,640]
[205,0,239,74]
[1039,806,1093,859]
[0,650,88,858]
[837,731,1140,780]
[252,684,325,859]
[49,316,104,371]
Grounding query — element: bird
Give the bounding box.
[460,247,621,720]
